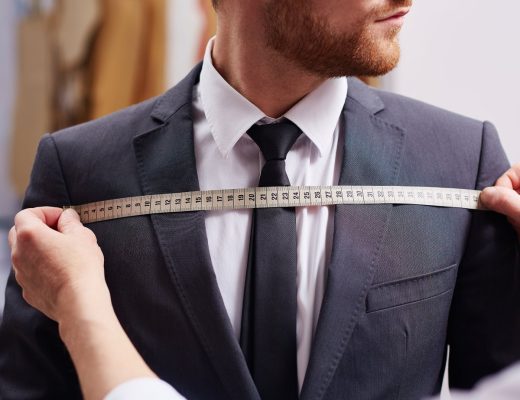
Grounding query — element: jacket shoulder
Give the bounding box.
[51,96,161,147]
[50,62,203,148]
[348,78,484,135]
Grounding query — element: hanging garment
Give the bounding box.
[89,0,166,119]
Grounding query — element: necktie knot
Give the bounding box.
[248,120,302,161]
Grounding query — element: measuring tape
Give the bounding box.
[64,185,483,224]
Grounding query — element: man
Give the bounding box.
[5,168,520,400]
[1,0,520,399]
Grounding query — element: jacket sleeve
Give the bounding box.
[0,134,82,399]
[448,121,520,389]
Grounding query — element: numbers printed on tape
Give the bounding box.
[66,185,483,224]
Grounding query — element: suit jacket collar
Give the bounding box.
[134,62,260,400]
[149,63,202,123]
[345,76,385,114]
[135,65,405,400]
[300,79,405,400]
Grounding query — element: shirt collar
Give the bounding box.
[199,37,348,158]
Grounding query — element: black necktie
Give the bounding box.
[240,120,302,400]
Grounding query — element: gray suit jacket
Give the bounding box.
[1,64,519,400]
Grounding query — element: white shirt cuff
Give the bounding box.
[449,363,520,400]
[428,363,520,400]
[104,378,186,400]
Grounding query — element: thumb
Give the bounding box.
[57,208,83,235]
[480,186,520,223]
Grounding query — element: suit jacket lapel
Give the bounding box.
[301,79,406,400]
[133,64,259,400]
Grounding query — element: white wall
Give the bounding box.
[166,0,205,88]
[383,1,520,163]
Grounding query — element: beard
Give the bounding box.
[263,0,411,78]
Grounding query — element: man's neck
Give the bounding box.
[212,27,326,119]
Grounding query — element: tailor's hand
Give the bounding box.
[8,207,109,325]
[480,163,520,237]
[8,208,162,400]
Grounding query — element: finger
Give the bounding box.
[480,186,520,223]
[14,207,64,232]
[511,162,520,180]
[496,165,520,189]
[495,174,513,189]
[511,163,520,192]
[508,217,520,232]
[14,208,62,246]
[57,208,84,235]
[8,226,16,249]
[12,266,21,287]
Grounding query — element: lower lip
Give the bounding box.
[376,14,406,27]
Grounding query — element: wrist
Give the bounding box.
[58,285,117,346]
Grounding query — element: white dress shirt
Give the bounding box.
[106,38,347,400]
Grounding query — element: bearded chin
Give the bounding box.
[264,3,402,78]
[347,29,402,77]
[300,31,402,78]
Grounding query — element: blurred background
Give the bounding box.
[0,0,217,313]
[1,1,519,396]
[1,0,519,325]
